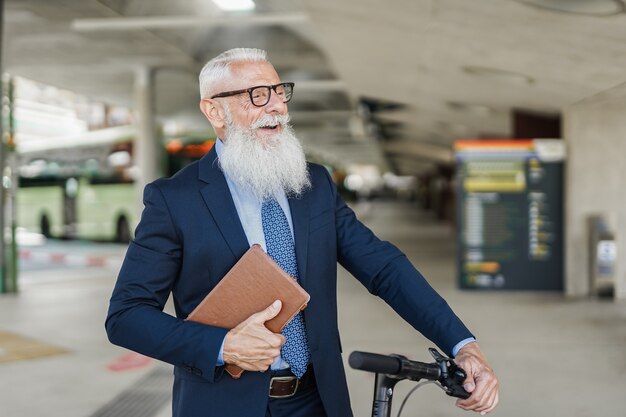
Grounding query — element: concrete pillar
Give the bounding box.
[563,82,626,299]
[0,0,6,293]
[133,66,159,195]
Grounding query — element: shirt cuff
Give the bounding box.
[451,337,476,357]
[216,338,225,366]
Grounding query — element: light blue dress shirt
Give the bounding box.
[213,138,474,367]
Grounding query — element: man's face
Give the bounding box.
[216,61,288,140]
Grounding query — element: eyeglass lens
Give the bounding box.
[250,83,292,106]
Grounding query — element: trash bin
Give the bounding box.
[588,215,617,298]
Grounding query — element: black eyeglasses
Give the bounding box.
[210,82,295,107]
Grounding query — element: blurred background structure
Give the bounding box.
[0,1,625,416]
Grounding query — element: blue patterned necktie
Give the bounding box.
[261,198,310,378]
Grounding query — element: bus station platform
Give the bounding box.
[0,200,624,417]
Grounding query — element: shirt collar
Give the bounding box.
[215,137,225,157]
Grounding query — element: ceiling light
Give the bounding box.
[71,13,306,32]
[513,0,625,16]
[212,0,255,12]
[462,66,535,85]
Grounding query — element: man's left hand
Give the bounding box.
[453,342,499,414]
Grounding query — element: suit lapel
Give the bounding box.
[288,194,310,288]
[197,146,311,281]
[198,147,249,259]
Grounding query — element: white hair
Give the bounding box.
[199,48,268,99]
[218,106,310,201]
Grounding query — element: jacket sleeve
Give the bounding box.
[325,170,474,355]
[105,182,228,382]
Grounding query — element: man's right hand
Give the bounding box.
[222,300,285,372]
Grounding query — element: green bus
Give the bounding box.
[18,125,215,242]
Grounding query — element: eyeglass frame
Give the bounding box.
[209,82,295,107]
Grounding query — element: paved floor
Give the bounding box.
[1,200,625,417]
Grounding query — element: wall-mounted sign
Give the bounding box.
[455,139,564,291]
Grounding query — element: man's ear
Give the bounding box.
[199,99,226,130]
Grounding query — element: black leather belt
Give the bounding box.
[268,365,315,398]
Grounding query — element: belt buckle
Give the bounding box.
[269,376,299,398]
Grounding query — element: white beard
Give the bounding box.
[218,111,311,202]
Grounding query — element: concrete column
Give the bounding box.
[0,0,6,293]
[563,82,626,299]
[133,66,159,195]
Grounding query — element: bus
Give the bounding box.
[17,125,215,242]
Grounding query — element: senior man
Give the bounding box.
[106,48,499,417]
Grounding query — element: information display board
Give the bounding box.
[455,139,564,290]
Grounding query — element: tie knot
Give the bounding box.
[262,198,280,211]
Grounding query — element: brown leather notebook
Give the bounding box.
[186,244,310,379]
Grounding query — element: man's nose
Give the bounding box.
[264,89,287,114]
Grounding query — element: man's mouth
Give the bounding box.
[251,114,289,134]
[258,123,279,131]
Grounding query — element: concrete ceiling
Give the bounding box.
[5,0,626,175]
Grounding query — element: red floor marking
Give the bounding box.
[50,253,66,263]
[86,257,106,267]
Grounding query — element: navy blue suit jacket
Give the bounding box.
[106,147,473,417]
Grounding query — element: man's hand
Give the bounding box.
[222,300,285,372]
[454,342,499,415]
